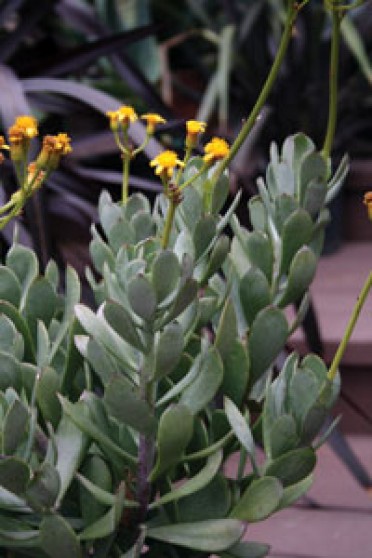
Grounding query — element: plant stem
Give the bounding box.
[137,380,156,524]
[209,0,299,187]
[328,271,372,381]
[122,154,130,205]
[322,9,343,160]
[161,199,176,249]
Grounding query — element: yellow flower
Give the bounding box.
[36,133,72,171]
[9,116,38,144]
[141,113,166,134]
[363,191,372,221]
[150,150,184,179]
[186,120,206,147]
[106,105,138,129]
[203,137,230,164]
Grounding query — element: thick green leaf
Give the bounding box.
[280,209,313,275]
[151,451,222,508]
[201,234,230,284]
[149,404,193,481]
[127,274,157,322]
[224,397,255,457]
[25,463,60,511]
[230,477,283,522]
[24,277,59,336]
[79,483,125,541]
[302,178,327,219]
[0,265,22,306]
[6,244,38,310]
[103,300,145,351]
[248,196,267,232]
[74,336,120,386]
[75,304,138,370]
[265,448,316,487]
[151,250,180,303]
[147,519,245,552]
[104,375,157,435]
[214,298,238,362]
[40,514,81,558]
[299,152,327,204]
[178,473,230,522]
[220,339,249,407]
[0,458,30,495]
[278,474,313,509]
[278,247,317,307]
[154,322,184,379]
[180,348,223,415]
[0,300,35,362]
[0,314,24,359]
[245,232,273,282]
[193,215,217,260]
[274,194,298,233]
[3,399,29,454]
[36,366,61,428]
[90,225,115,273]
[55,411,90,507]
[0,351,21,391]
[80,455,112,526]
[269,414,299,459]
[248,308,288,385]
[289,368,319,424]
[161,278,198,326]
[239,267,271,326]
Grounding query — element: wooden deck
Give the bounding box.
[241,435,372,558]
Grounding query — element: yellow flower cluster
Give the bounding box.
[106,105,230,186]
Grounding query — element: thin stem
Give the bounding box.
[209,0,299,187]
[178,162,208,191]
[122,154,130,205]
[322,9,343,160]
[161,199,176,249]
[328,271,372,380]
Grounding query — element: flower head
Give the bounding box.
[186,120,206,148]
[150,150,184,180]
[9,116,38,144]
[203,137,230,164]
[106,105,138,130]
[141,113,166,135]
[363,191,372,221]
[36,133,72,172]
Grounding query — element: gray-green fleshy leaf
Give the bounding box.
[239,267,271,326]
[245,231,273,282]
[280,209,313,275]
[264,447,316,487]
[154,322,184,379]
[180,347,223,415]
[278,247,317,307]
[149,404,193,481]
[40,514,81,558]
[103,300,145,352]
[230,477,283,522]
[151,250,180,304]
[127,274,157,322]
[248,307,288,385]
[147,519,245,552]
[104,375,157,436]
[0,266,22,306]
